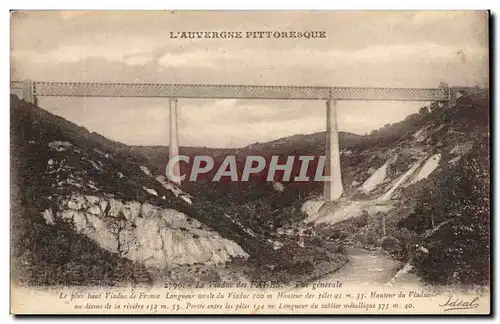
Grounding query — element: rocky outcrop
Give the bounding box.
[156,175,193,205]
[361,159,389,194]
[409,153,442,184]
[43,194,249,269]
[301,199,325,218]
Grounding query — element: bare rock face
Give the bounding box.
[301,199,326,218]
[44,194,249,269]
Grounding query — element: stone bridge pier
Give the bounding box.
[323,99,343,201]
[168,98,181,184]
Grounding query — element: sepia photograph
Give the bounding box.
[9,10,490,315]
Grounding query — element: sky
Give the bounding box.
[10,11,489,148]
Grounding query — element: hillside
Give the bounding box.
[306,91,490,285]
[9,95,252,285]
[133,89,490,286]
[10,95,346,286]
[10,87,490,288]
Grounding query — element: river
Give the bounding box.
[319,246,423,287]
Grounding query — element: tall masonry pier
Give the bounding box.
[323,99,343,200]
[168,98,181,184]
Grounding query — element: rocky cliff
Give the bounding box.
[43,194,248,268]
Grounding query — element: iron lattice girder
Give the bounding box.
[12,81,451,101]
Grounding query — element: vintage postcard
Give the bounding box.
[10,10,490,315]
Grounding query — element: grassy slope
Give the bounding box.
[328,92,490,285]
[10,95,347,285]
[131,90,490,286]
[9,95,263,286]
[137,91,490,286]
[10,99,153,286]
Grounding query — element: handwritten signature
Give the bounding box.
[438,296,480,312]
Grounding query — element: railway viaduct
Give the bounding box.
[11,80,465,200]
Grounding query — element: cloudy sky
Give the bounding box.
[11,11,488,148]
